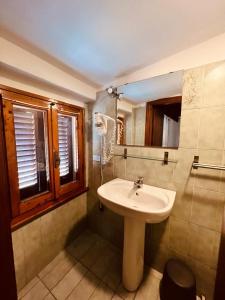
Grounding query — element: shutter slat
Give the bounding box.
[58,115,70,177]
[14,107,38,189]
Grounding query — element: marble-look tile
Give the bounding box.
[67,271,100,300]
[182,67,204,109]
[179,109,200,149]
[22,218,45,283]
[169,217,190,256]
[12,229,26,291]
[170,180,193,221]
[188,223,220,268]
[52,262,87,299]
[194,149,223,192]
[203,61,225,107]
[198,107,225,150]
[191,188,224,232]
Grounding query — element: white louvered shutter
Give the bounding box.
[58,115,70,177]
[14,107,38,189]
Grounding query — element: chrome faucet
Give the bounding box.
[134,176,144,188]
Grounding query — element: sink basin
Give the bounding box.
[97,178,175,223]
[97,178,176,292]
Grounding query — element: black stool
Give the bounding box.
[160,258,196,300]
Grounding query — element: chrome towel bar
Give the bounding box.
[192,155,225,171]
[114,150,177,165]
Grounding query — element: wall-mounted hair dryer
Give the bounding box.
[94,112,116,165]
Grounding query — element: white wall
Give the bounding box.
[0,37,97,101]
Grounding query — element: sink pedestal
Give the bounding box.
[123,216,145,291]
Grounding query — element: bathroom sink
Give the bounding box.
[97,178,176,292]
[97,178,175,223]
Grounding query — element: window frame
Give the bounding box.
[0,85,86,229]
[52,102,85,201]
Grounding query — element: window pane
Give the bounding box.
[13,105,50,200]
[58,114,78,185]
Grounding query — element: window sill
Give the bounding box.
[11,187,89,231]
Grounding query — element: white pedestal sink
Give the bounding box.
[97,178,176,292]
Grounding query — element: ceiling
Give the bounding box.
[1,0,225,87]
[118,70,183,103]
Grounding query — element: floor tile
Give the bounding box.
[67,271,100,300]
[102,254,122,291]
[51,262,87,299]
[135,271,160,300]
[89,282,114,300]
[20,281,49,300]
[116,283,136,300]
[80,237,109,269]
[40,252,76,290]
[38,251,71,279]
[112,294,123,300]
[18,277,40,299]
[66,230,98,260]
[43,294,56,300]
[89,244,117,279]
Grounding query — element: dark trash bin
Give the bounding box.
[160,258,196,300]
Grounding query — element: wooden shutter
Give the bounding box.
[58,115,71,177]
[52,103,85,200]
[14,107,38,189]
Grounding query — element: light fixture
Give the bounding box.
[106,86,123,100]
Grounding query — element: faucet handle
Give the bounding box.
[138,176,144,181]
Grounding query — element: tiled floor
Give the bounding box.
[18,230,162,300]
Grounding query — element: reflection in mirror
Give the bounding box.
[116,70,183,148]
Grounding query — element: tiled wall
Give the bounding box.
[12,193,87,291]
[87,61,225,300]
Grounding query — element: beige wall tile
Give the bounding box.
[171,181,193,221]
[13,194,87,291]
[203,61,225,107]
[182,67,204,109]
[188,258,216,300]
[198,107,225,150]
[194,149,223,191]
[190,188,224,232]
[173,148,197,183]
[12,229,26,291]
[169,217,190,256]
[114,156,126,179]
[179,109,200,149]
[188,223,220,268]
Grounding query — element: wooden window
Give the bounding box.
[52,103,85,201]
[0,86,85,228]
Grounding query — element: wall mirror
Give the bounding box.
[116,70,183,148]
